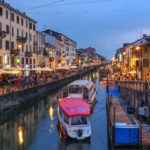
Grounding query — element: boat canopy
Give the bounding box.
[58,98,90,117]
[69,80,94,90]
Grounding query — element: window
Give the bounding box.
[11,13,14,21]
[26,58,28,64]
[33,58,35,64]
[30,58,32,64]
[12,27,14,36]
[0,7,3,16]
[26,32,28,39]
[0,39,2,49]
[143,59,149,68]
[26,20,28,27]
[29,22,32,29]
[33,24,35,31]
[22,57,24,65]
[16,16,19,24]
[22,30,24,37]
[21,18,23,26]
[6,25,9,34]
[5,40,9,50]
[69,85,82,94]
[6,10,8,19]
[17,29,19,36]
[63,113,69,124]
[11,42,14,50]
[71,116,87,125]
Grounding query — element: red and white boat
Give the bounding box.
[58,97,91,140]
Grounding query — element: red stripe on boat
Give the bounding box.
[58,98,90,117]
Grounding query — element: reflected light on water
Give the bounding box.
[49,105,54,120]
[18,126,24,145]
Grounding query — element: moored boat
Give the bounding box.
[67,80,96,110]
[57,97,91,140]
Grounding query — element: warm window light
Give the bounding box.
[16,58,20,63]
[18,44,22,49]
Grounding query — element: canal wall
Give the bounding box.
[0,66,98,115]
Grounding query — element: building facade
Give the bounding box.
[114,34,150,81]
[0,1,37,69]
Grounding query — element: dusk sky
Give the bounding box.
[6,0,150,59]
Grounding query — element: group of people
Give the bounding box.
[0,66,92,94]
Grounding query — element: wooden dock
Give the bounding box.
[107,96,150,148]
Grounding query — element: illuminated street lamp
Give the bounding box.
[123,52,127,55]
[135,46,140,50]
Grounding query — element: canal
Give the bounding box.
[0,71,108,150]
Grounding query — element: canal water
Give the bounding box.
[0,71,108,150]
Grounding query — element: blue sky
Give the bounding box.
[6,0,150,59]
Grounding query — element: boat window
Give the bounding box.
[63,113,69,124]
[71,116,87,125]
[69,85,82,94]
[83,87,88,99]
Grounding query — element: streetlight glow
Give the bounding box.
[135,46,140,50]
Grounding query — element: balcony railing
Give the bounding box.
[25,51,32,57]
[17,36,27,43]
[0,31,6,38]
[10,49,20,56]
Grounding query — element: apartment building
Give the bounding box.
[115,34,150,81]
[0,1,37,69]
[35,31,45,67]
[61,35,76,67]
[43,29,76,68]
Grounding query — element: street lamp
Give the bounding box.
[135,46,140,50]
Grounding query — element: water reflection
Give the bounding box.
[18,126,24,145]
[59,139,91,150]
[0,71,105,150]
[49,104,54,120]
[49,102,55,133]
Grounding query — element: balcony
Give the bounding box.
[17,36,27,43]
[0,31,6,38]
[10,49,20,56]
[25,51,32,57]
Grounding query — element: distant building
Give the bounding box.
[61,35,76,66]
[43,29,76,68]
[35,31,45,67]
[76,47,105,66]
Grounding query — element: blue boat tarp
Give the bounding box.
[108,87,120,96]
[114,123,140,145]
